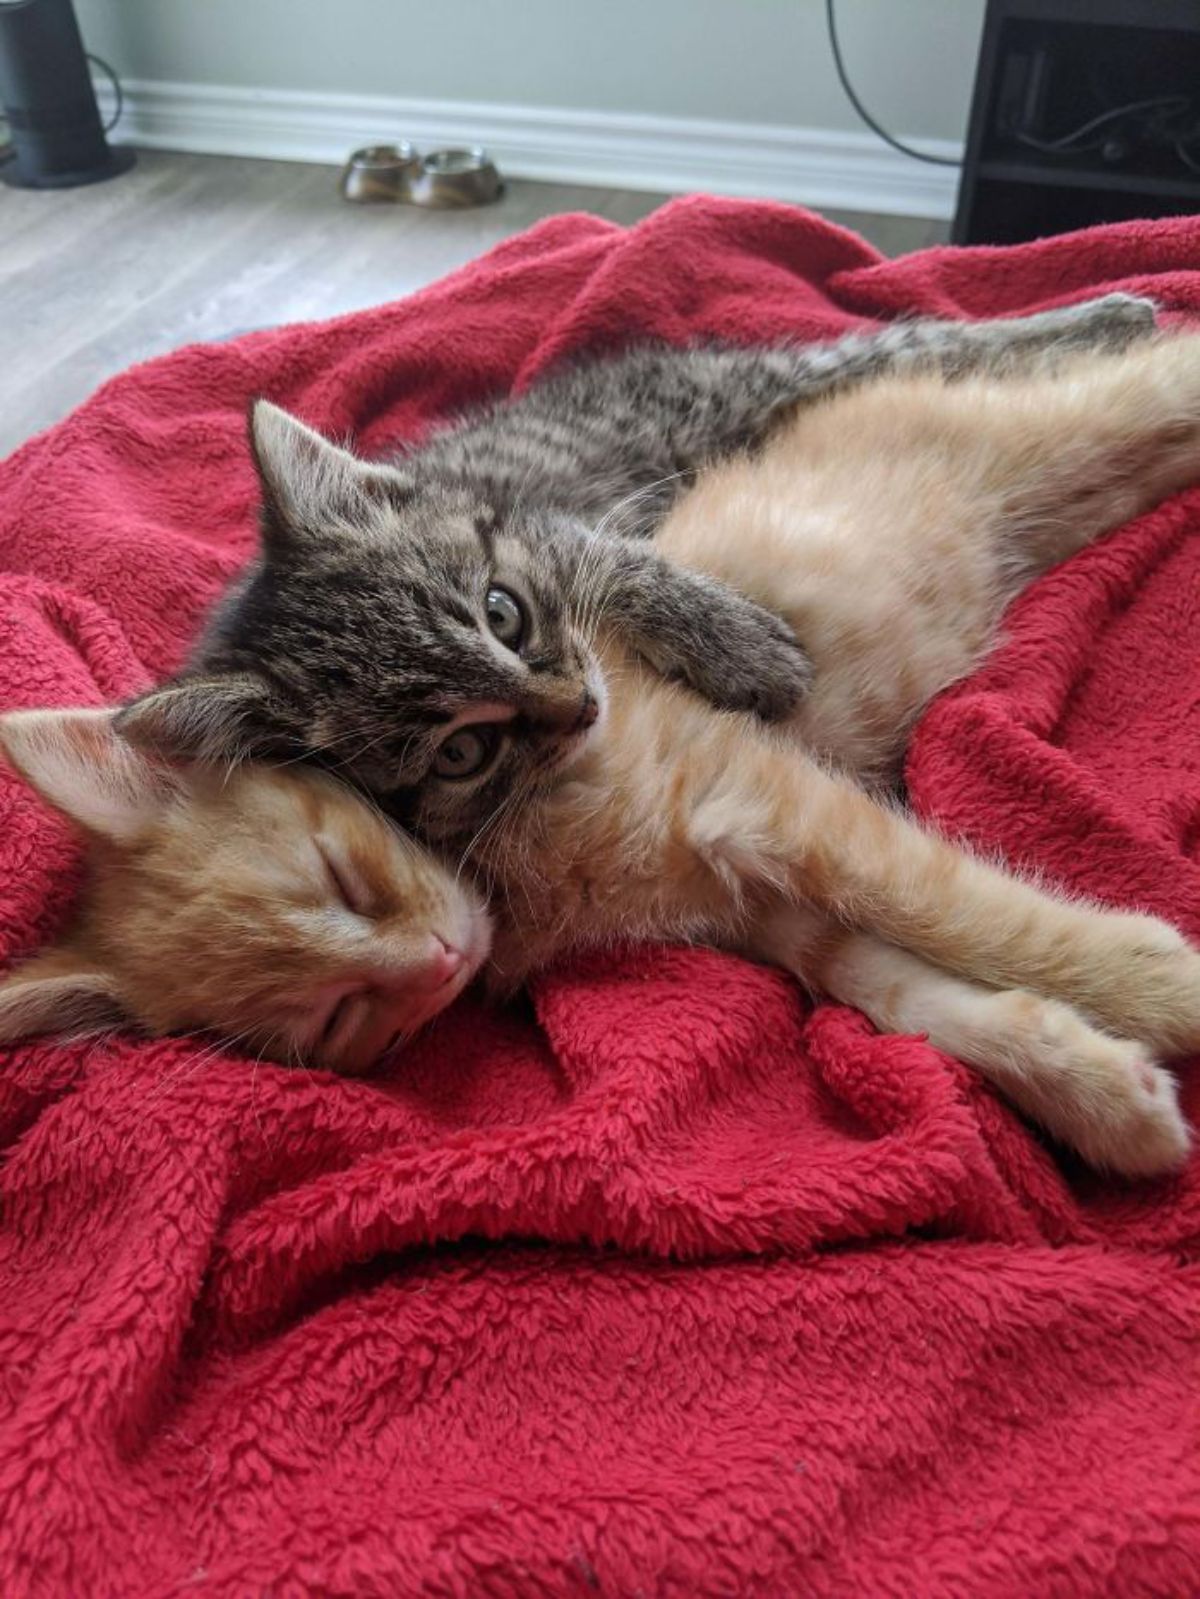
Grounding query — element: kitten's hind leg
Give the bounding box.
[775,294,1161,391]
[757,909,1189,1179]
[942,292,1159,373]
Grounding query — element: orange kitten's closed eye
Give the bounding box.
[0,708,492,1072]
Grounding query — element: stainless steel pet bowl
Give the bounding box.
[339,142,421,203]
[407,148,504,207]
[339,143,503,207]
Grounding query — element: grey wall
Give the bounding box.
[74,0,985,142]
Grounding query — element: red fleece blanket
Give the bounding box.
[2,198,1199,1598]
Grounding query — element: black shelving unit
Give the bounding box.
[953,0,1200,245]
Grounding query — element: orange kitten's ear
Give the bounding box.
[0,950,125,1045]
[0,707,181,842]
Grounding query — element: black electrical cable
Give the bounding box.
[86,52,123,134]
[824,0,961,168]
[1014,94,1190,155]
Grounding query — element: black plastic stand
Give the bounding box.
[0,0,134,190]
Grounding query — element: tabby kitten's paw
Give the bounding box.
[1066,291,1160,349]
[680,599,815,723]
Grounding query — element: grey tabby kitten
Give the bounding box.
[116,294,1154,847]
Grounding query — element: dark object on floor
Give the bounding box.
[0,0,132,189]
[954,0,1200,245]
[340,143,503,207]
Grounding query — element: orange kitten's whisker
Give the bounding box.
[142,1029,258,1107]
[246,1038,276,1147]
[57,1029,254,1158]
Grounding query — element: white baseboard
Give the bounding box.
[93,78,961,221]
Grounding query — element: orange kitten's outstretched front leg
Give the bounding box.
[692,733,1200,1056]
[757,908,1189,1177]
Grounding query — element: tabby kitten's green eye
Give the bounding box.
[486,586,525,650]
[433,726,497,780]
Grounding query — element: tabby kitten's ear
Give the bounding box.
[0,949,125,1045]
[113,671,285,766]
[249,400,415,546]
[0,707,182,842]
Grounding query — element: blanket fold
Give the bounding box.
[1,196,1198,1597]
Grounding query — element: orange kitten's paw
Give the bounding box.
[989,991,1190,1178]
[1076,1049,1190,1180]
[1071,911,1200,1056]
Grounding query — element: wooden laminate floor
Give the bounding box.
[1,149,948,456]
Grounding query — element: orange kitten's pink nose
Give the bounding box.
[430,936,465,986]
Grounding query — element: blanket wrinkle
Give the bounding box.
[1,195,1199,1596]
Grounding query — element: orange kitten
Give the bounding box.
[7,334,1200,1175]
